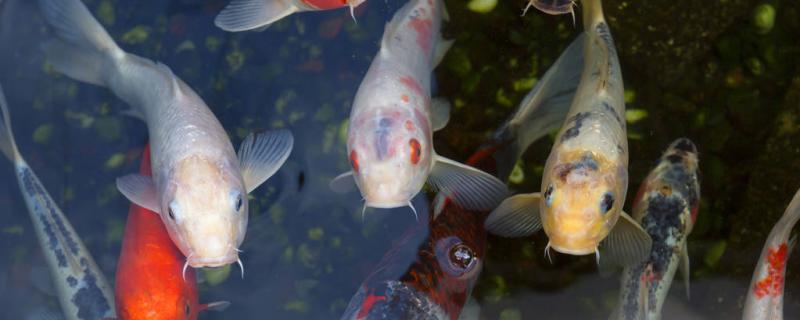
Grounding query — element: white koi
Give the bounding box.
[741,188,800,320]
[0,85,116,320]
[611,138,701,320]
[485,0,652,268]
[37,0,294,268]
[330,0,507,215]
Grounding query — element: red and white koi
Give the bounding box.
[38,0,293,269]
[611,138,701,320]
[0,85,116,320]
[486,0,652,267]
[742,188,800,319]
[215,0,367,32]
[331,0,507,215]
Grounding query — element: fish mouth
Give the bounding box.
[549,243,597,256]
[341,281,447,320]
[364,201,410,209]
[187,252,238,268]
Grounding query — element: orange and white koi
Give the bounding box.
[742,188,800,319]
[486,0,651,267]
[0,84,116,320]
[37,0,293,269]
[215,0,367,32]
[611,138,701,320]
[331,0,507,215]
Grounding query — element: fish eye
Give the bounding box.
[436,236,479,278]
[600,192,614,214]
[184,300,191,318]
[168,208,175,220]
[233,192,243,212]
[349,150,360,173]
[409,138,421,165]
[544,185,554,206]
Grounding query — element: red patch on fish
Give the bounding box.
[401,94,410,103]
[753,243,788,298]
[356,293,386,319]
[302,0,348,10]
[408,17,433,53]
[400,76,425,97]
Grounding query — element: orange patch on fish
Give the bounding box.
[401,94,410,103]
[400,76,425,97]
[753,243,788,298]
[408,17,433,53]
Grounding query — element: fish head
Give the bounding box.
[162,155,247,268]
[540,151,625,255]
[348,109,433,208]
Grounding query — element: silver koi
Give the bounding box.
[741,188,800,319]
[611,138,701,320]
[0,85,116,320]
[330,0,507,215]
[37,0,294,268]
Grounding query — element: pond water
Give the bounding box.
[0,0,799,319]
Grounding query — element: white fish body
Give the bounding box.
[215,0,367,32]
[331,0,507,214]
[37,0,294,268]
[485,0,651,268]
[0,86,115,320]
[741,189,800,320]
[612,138,701,320]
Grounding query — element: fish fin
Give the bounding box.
[432,192,448,219]
[427,155,509,210]
[440,0,450,22]
[457,296,481,320]
[120,107,146,121]
[596,253,620,277]
[116,174,160,213]
[491,34,584,180]
[0,84,20,161]
[214,0,298,32]
[201,301,231,312]
[680,241,691,300]
[238,129,294,193]
[431,97,451,131]
[38,0,124,86]
[29,266,56,297]
[433,37,454,68]
[484,193,542,237]
[601,211,652,268]
[329,171,355,194]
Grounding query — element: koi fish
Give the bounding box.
[741,189,800,319]
[610,138,701,320]
[486,0,651,267]
[523,0,577,16]
[37,0,294,269]
[115,144,229,320]
[215,0,367,32]
[0,84,115,319]
[340,115,518,320]
[330,0,507,215]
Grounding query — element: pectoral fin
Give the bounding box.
[214,0,298,32]
[238,129,294,193]
[201,301,231,312]
[329,171,355,194]
[484,193,542,237]
[116,174,160,213]
[431,98,451,131]
[427,155,508,211]
[601,211,652,268]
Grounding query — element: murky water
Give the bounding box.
[0,0,799,319]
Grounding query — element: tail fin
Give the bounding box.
[491,33,585,180]
[214,0,298,32]
[38,0,123,86]
[0,84,20,161]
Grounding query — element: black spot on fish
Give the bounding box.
[601,101,623,125]
[72,258,112,319]
[19,167,69,267]
[52,212,80,255]
[666,154,683,164]
[574,153,599,171]
[672,138,697,153]
[556,154,599,182]
[596,22,617,56]
[617,144,625,154]
[67,276,78,288]
[621,263,646,319]
[560,112,592,143]
[641,194,686,275]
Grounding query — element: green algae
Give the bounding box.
[121,26,150,44]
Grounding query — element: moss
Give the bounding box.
[121,26,150,44]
